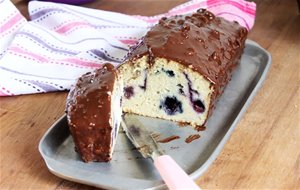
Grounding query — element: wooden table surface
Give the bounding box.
[1,0,300,189]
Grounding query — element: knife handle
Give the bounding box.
[154,155,201,190]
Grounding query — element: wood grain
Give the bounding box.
[1,0,299,189]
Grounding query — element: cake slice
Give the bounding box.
[66,63,123,162]
[118,9,248,127]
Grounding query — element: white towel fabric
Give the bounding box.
[0,0,256,96]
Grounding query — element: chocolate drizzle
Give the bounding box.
[157,135,180,143]
[66,63,117,162]
[185,134,201,143]
[125,9,248,125]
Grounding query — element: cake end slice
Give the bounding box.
[66,63,123,162]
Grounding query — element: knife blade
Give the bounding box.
[121,114,164,160]
[121,114,201,190]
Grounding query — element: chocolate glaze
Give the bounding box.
[125,9,248,125]
[66,63,117,162]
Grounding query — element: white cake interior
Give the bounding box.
[118,55,214,127]
[109,74,123,156]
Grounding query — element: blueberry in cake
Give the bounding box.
[66,63,123,162]
[118,9,248,127]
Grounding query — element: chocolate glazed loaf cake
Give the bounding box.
[66,63,123,162]
[118,9,248,127]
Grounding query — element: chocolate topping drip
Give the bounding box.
[125,9,248,121]
[66,63,117,162]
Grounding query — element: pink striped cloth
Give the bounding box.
[0,0,256,96]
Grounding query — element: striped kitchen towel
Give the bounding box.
[0,0,256,96]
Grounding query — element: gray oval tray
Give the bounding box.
[39,40,271,190]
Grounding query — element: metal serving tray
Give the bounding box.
[39,40,271,190]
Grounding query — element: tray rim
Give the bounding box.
[39,39,272,190]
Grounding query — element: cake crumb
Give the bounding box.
[177,121,189,127]
[195,125,206,131]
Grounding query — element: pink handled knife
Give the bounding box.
[121,114,201,190]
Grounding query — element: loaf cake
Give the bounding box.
[66,63,123,162]
[118,9,248,127]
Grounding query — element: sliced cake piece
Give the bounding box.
[118,9,248,127]
[66,63,123,162]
